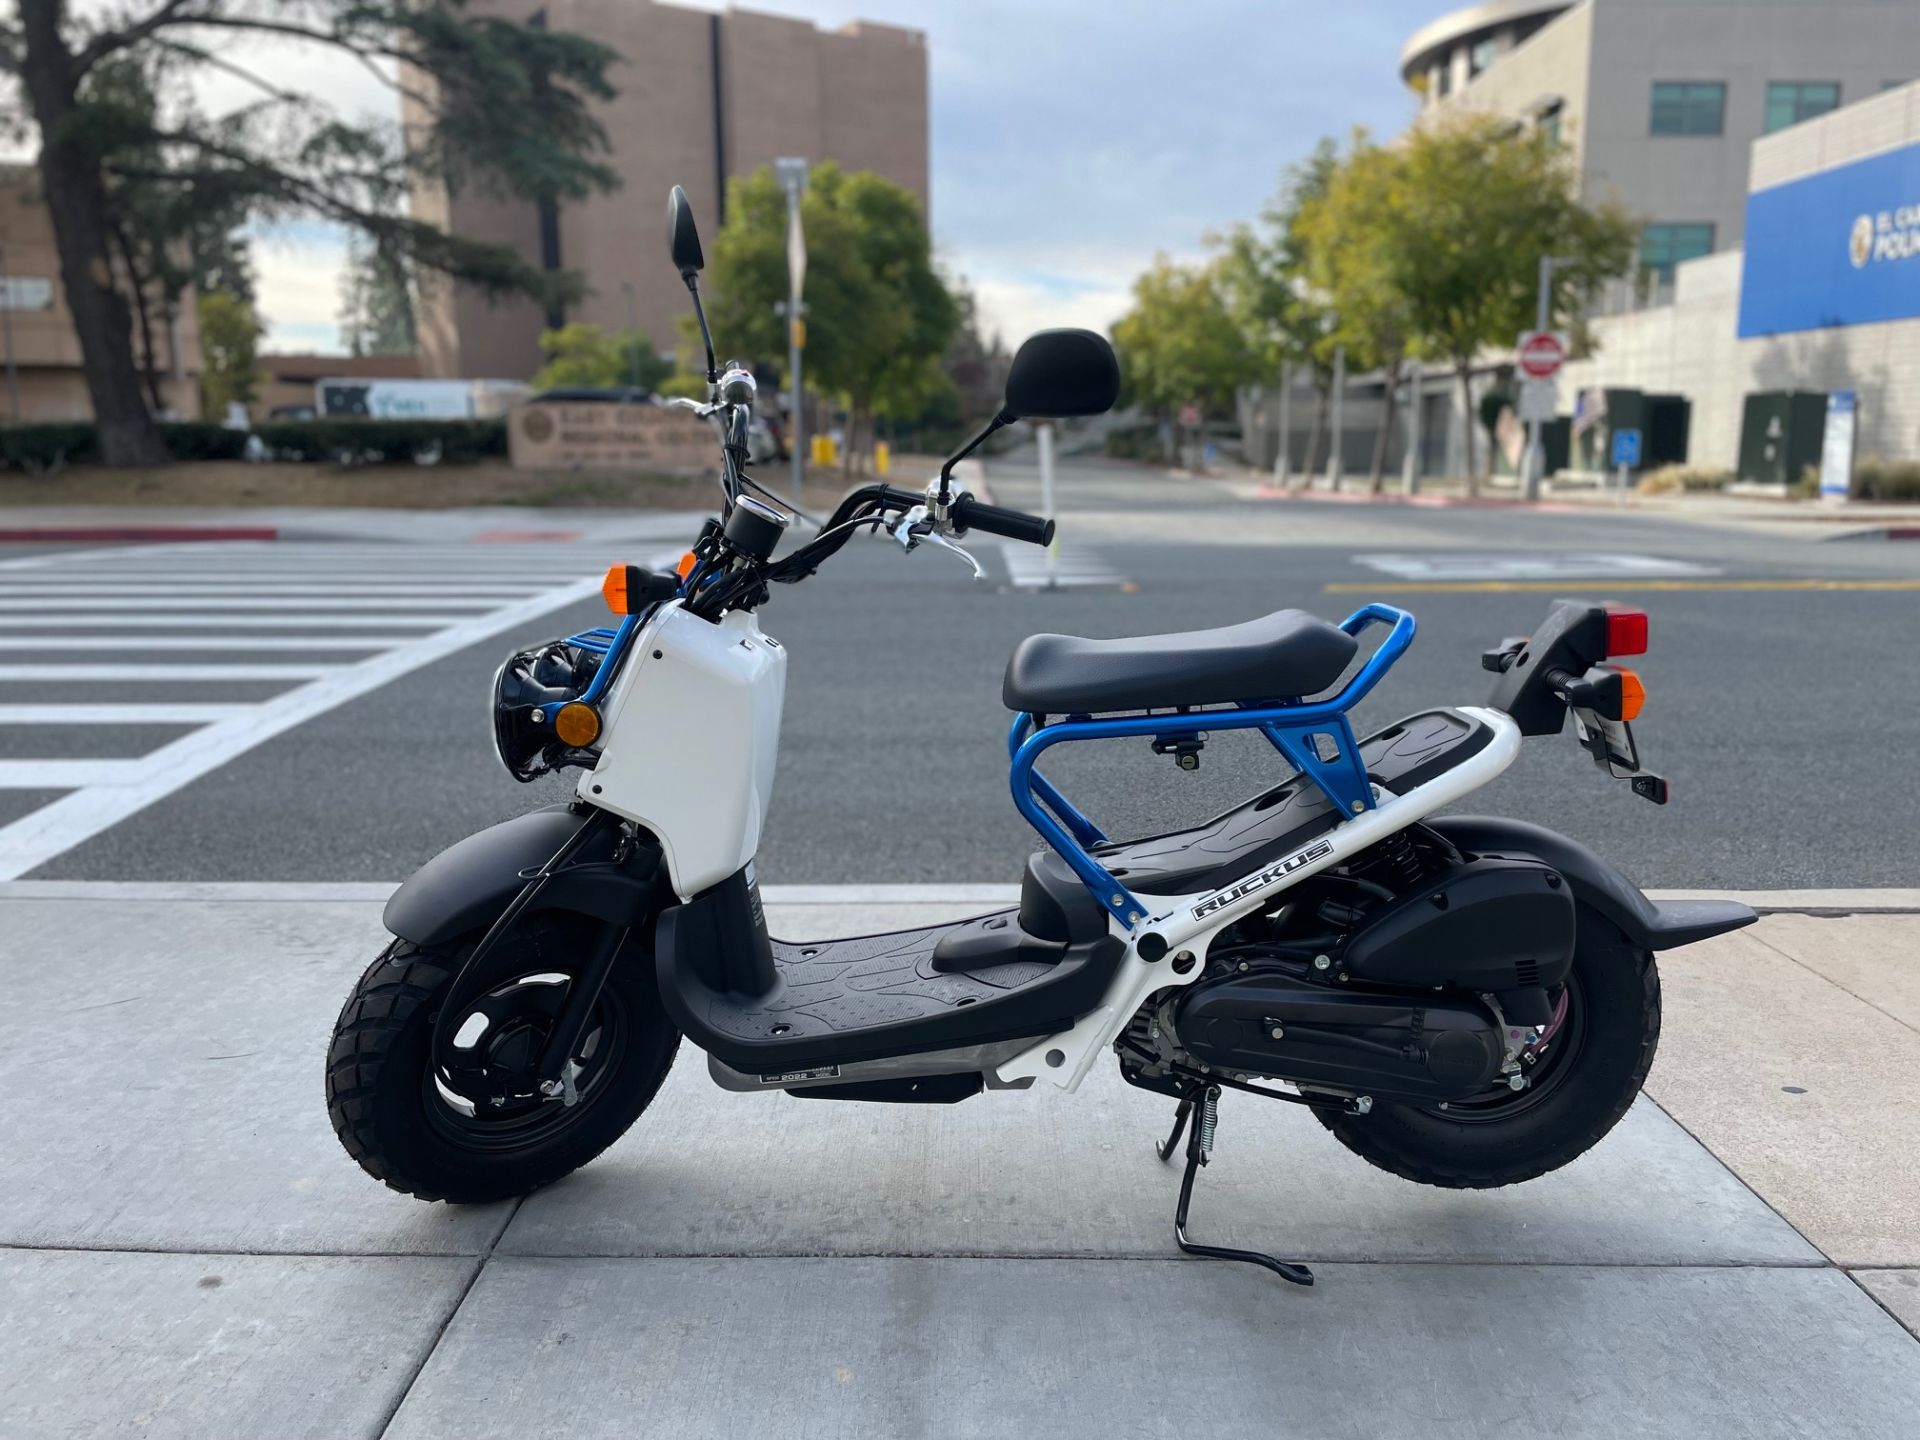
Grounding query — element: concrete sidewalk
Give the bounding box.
[2,887,1916,1438]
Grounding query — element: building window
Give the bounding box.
[1650,82,1726,135]
[1538,102,1563,149]
[1765,82,1841,133]
[1641,223,1715,282]
[1470,37,1499,77]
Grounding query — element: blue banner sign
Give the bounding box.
[1738,140,1920,338]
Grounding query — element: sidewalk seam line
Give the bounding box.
[1743,927,1920,1040]
[374,1196,522,1440]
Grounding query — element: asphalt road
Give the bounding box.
[6,458,1920,888]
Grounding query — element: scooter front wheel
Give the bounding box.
[1315,904,1661,1189]
[325,919,679,1204]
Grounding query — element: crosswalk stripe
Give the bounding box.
[0,584,550,596]
[4,636,405,652]
[7,615,467,629]
[0,597,508,612]
[0,760,141,787]
[0,663,338,681]
[997,541,1128,589]
[0,704,253,723]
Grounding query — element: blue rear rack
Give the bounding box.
[1008,604,1417,929]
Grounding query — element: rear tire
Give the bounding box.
[1316,905,1660,1188]
[326,918,679,1204]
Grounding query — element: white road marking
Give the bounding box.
[0,663,336,681]
[0,704,253,723]
[6,636,404,651]
[8,614,468,629]
[1352,553,1720,581]
[0,540,622,878]
[998,541,1127,589]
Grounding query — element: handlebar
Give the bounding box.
[950,493,1054,547]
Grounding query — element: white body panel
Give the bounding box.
[580,602,787,898]
[995,707,1524,1092]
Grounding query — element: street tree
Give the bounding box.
[1212,140,1341,483]
[196,287,261,418]
[338,234,417,358]
[1294,133,1417,492]
[1,0,620,465]
[1110,256,1248,464]
[698,161,955,474]
[1373,112,1636,490]
[530,323,673,393]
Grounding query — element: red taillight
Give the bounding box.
[1604,606,1648,657]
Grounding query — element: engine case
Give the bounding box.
[1342,855,1576,999]
[1175,971,1503,1103]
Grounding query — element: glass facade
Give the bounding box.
[1641,222,1716,281]
[1651,82,1726,135]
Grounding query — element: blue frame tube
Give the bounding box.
[1007,604,1416,929]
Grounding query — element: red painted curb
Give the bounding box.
[1883,527,1920,541]
[0,526,278,543]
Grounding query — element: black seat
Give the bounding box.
[1002,608,1358,714]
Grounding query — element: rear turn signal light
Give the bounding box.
[553,701,602,748]
[677,550,699,579]
[1604,606,1648,657]
[602,564,632,614]
[1610,666,1646,721]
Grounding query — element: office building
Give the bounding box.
[408,1,930,382]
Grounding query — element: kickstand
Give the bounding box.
[1166,1083,1314,1288]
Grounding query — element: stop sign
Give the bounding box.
[1517,330,1568,380]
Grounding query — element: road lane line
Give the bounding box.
[0,704,252,723]
[0,597,508,611]
[0,573,603,879]
[0,584,548,597]
[1324,579,1920,594]
[0,663,336,681]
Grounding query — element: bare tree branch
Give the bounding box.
[76,0,212,74]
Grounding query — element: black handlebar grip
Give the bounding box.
[951,494,1055,546]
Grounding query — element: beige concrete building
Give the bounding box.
[410,1,929,382]
[0,166,202,423]
[1558,80,1920,469]
[1404,0,1920,298]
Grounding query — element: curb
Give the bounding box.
[0,526,279,544]
[1250,486,1588,513]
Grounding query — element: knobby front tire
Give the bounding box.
[325,923,679,1204]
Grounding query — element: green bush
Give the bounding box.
[1104,423,1162,460]
[1636,463,1731,495]
[0,423,98,472]
[1853,455,1920,501]
[252,417,507,466]
[0,416,509,471]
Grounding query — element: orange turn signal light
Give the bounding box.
[677,550,698,579]
[553,701,602,748]
[602,564,631,614]
[1611,666,1646,721]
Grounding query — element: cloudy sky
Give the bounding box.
[85,1,1445,351]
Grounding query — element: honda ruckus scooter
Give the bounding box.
[326,187,1755,1286]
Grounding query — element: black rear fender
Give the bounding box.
[384,805,655,947]
[1427,817,1755,951]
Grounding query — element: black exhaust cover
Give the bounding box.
[1342,857,1575,995]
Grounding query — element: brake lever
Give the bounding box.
[888,504,985,580]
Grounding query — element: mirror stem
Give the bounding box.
[938,409,1011,504]
[684,274,719,388]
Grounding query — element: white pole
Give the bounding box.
[1403,364,1422,494]
[1325,345,1346,490]
[1038,420,1059,590]
[786,191,805,506]
[1273,362,1292,484]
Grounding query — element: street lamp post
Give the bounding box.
[1524,254,1575,501]
[775,156,809,506]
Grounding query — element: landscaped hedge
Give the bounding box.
[0,417,507,472]
[1854,456,1920,501]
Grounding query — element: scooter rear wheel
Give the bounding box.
[1315,904,1660,1188]
[325,919,679,1204]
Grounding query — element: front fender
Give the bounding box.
[1427,816,1755,951]
[384,804,606,947]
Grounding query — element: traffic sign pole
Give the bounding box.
[1521,256,1573,501]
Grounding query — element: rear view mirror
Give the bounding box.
[1002,329,1120,421]
[668,185,704,277]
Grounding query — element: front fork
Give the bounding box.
[428,808,658,1095]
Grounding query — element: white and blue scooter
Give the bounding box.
[327,188,1754,1286]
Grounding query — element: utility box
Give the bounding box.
[1573,389,1678,473]
[1644,394,1692,468]
[1738,391,1827,486]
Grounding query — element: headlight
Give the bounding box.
[489,642,603,782]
